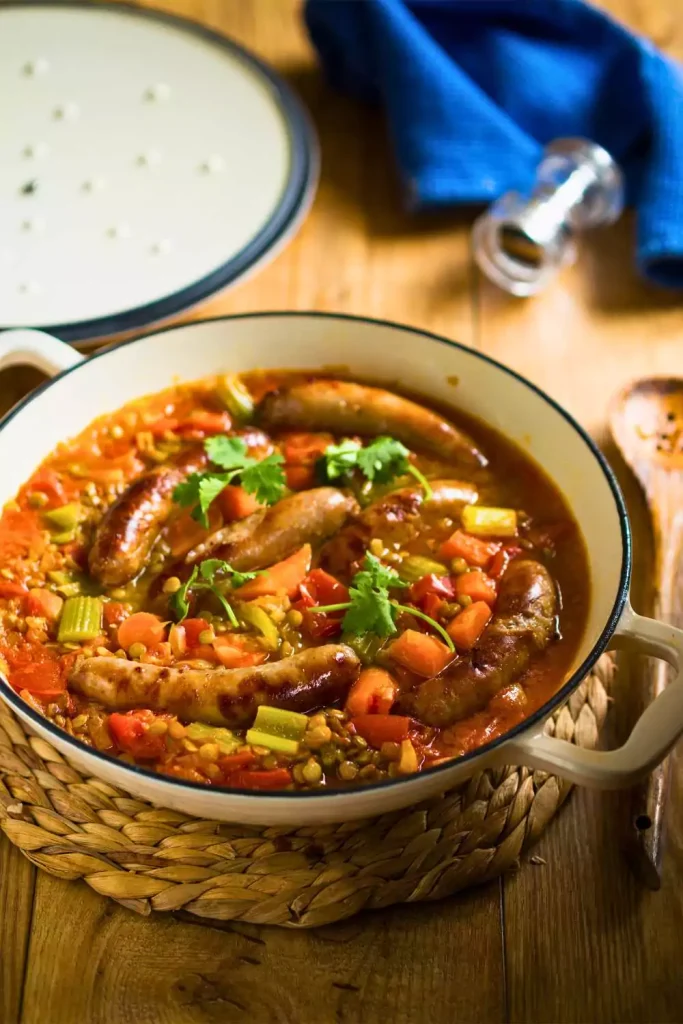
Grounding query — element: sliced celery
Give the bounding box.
[185,722,240,753]
[238,602,280,650]
[44,503,84,530]
[397,555,448,582]
[57,596,103,642]
[251,705,308,742]
[51,530,78,546]
[216,374,254,423]
[56,582,82,598]
[245,729,300,755]
[461,505,517,537]
[47,570,72,585]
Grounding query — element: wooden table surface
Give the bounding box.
[2,1,683,1021]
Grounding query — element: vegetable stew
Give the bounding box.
[0,372,589,791]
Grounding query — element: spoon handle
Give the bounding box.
[627,484,683,888]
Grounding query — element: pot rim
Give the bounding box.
[0,0,318,344]
[0,310,632,803]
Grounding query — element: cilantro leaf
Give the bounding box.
[169,565,199,622]
[240,453,286,505]
[342,579,397,637]
[172,473,203,510]
[199,558,261,590]
[197,474,231,526]
[354,552,408,593]
[356,436,411,483]
[205,435,251,470]
[322,439,362,480]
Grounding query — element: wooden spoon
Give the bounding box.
[610,377,683,889]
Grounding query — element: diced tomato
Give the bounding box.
[489,545,523,580]
[236,544,312,599]
[24,468,66,507]
[0,581,28,599]
[230,768,293,790]
[351,714,411,747]
[421,593,444,620]
[218,485,263,521]
[25,588,63,621]
[446,601,492,650]
[103,602,129,629]
[219,751,258,772]
[439,530,501,569]
[299,569,350,607]
[147,416,180,437]
[285,465,316,491]
[212,635,267,668]
[108,710,171,760]
[117,612,167,650]
[388,629,453,677]
[10,661,65,700]
[0,509,46,561]
[408,574,455,605]
[453,572,497,605]
[189,644,221,663]
[183,618,211,648]
[346,668,398,717]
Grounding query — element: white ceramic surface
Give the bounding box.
[0,4,316,341]
[1,315,682,826]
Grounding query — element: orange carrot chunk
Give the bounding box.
[235,544,312,599]
[117,612,167,650]
[453,572,497,605]
[218,485,263,522]
[346,667,398,717]
[25,588,64,622]
[439,530,500,569]
[388,629,453,677]
[446,602,492,650]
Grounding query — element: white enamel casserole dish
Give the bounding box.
[1,313,682,826]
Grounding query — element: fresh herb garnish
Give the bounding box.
[320,436,433,500]
[169,559,262,627]
[173,436,286,526]
[316,552,454,651]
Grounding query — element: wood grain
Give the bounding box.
[1,0,683,1021]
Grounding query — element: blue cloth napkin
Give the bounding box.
[304,0,683,288]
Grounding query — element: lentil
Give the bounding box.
[163,576,182,595]
[306,724,332,749]
[128,642,147,659]
[168,720,187,740]
[147,720,169,737]
[198,742,219,762]
[338,760,358,781]
[198,628,215,645]
[287,608,303,627]
[302,759,323,784]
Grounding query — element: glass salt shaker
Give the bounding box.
[472,138,625,297]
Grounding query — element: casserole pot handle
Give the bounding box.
[501,605,683,788]
[0,329,84,376]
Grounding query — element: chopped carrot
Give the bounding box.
[0,581,28,599]
[439,530,500,569]
[166,504,222,559]
[212,635,267,668]
[282,432,334,465]
[230,768,293,790]
[177,410,232,436]
[453,572,497,605]
[235,544,312,599]
[183,618,211,647]
[117,612,167,650]
[446,601,492,650]
[488,545,523,580]
[351,714,411,747]
[10,661,65,700]
[25,588,64,622]
[219,751,258,771]
[188,644,220,663]
[388,629,453,677]
[346,667,398,717]
[218,485,263,521]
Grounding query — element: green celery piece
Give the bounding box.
[56,582,81,598]
[251,705,308,741]
[57,596,103,642]
[238,602,280,650]
[47,570,72,585]
[216,374,255,423]
[44,503,84,530]
[51,530,77,546]
[396,555,448,582]
[245,729,300,755]
[185,722,240,753]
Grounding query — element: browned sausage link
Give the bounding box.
[321,479,477,577]
[185,487,359,569]
[258,380,487,467]
[401,560,557,727]
[69,645,361,727]
[89,445,207,587]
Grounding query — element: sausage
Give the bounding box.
[185,487,359,568]
[69,644,361,727]
[89,446,207,587]
[321,479,478,577]
[258,380,487,467]
[400,560,557,727]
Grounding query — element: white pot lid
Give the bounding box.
[0,2,317,343]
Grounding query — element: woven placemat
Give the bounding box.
[0,655,614,927]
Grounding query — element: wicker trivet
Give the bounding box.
[0,655,614,927]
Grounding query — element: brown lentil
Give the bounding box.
[198,742,219,762]
[286,608,303,627]
[198,628,215,645]
[163,576,182,595]
[338,760,358,781]
[168,720,186,740]
[147,720,169,737]
[306,724,332,749]
[380,741,402,761]
[302,759,323,784]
